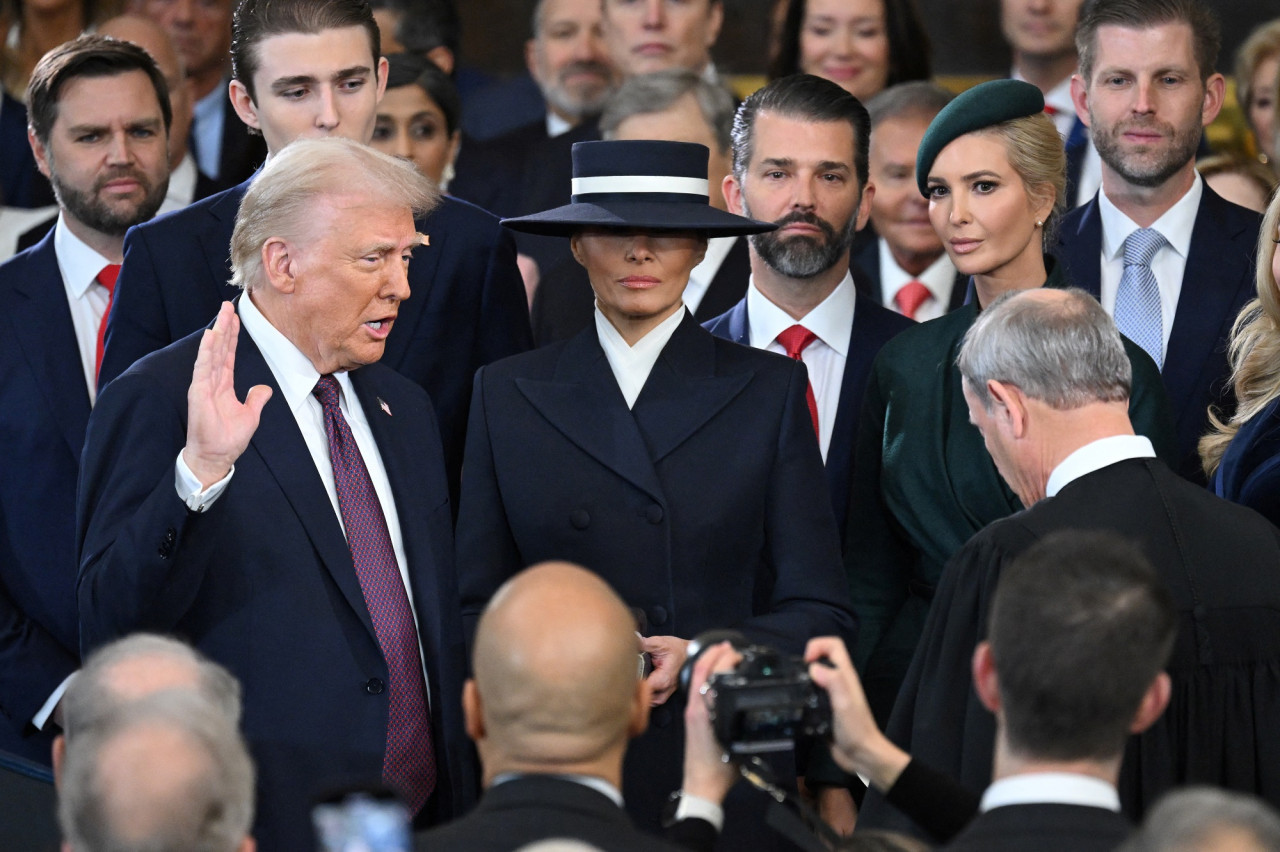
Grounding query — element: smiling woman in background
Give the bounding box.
[370,52,461,190]
[844,79,1177,725]
[769,0,930,101]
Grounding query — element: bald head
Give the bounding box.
[470,562,647,775]
[100,15,193,168]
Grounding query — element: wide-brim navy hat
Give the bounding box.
[501,140,776,238]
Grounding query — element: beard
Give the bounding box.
[51,166,168,238]
[1090,112,1203,189]
[542,61,616,120]
[744,204,859,280]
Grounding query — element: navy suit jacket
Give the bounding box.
[455,312,854,837]
[942,802,1131,852]
[98,178,532,500]
[703,290,914,545]
[78,317,476,849]
[0,233,84,764]
[0,91,53,209]
[1056,185,1260,481]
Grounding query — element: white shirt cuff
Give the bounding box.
[175,453,233,512]
[32,674,75,731]
[675,793,724,831]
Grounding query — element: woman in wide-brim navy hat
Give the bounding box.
[454,138,855,839]
[503,138,774,344]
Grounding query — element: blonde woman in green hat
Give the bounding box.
[844,78,1178,725]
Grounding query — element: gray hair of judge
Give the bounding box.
[958,288,1131,412]
[63,634,242,740]
[230,136,439,292]
[600,70,735,153]
[58,691,255,852]
[1121,787,1280,852]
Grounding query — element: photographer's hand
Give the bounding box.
[682,641,742,806]
[642,635,690,705]
[805,637,911,794]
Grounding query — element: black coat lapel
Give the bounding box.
[516,327,666,502]
[631,314,751,464]
[232,311,378,642]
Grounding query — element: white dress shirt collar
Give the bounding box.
[746,271,856,358]
[54,214,114,301]
[53,215,115,401]
[160,153,199,215]
[683,236,737,315]
[981,773,1121,813]
[1099,172,1202,264]
[877,239,957,322]
[491,772,624,807]
[545,111,572,138]
[1045,434,1156,497]
[594,305,686,409]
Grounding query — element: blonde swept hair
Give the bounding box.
[230,137,439,292]
[977,111,1067,252]
[1200,188,1280,476]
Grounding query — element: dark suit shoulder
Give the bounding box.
[127,180,247,239]
[856,292,916,341]
[427,193,503,229]
[943,803,1131,852]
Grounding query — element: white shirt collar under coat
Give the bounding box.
[594,305,686,409]
[746,270,856,357]
[981,773,1121,813]
[1099,172,1202,264]
[1045,434,1156,498]
[238,289,356,414]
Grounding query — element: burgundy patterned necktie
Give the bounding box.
[312,375,435,814]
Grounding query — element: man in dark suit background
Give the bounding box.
[858,81,965,320]
[0,34,171,768]
[534,70,747,345]
[129,0,266,191]
[936,531,1172,852]
[1058,0,1261,482]
[98,0,532,502]
[78,138,475,849]
[861,288,1280,834]
[707,74,913,548]
[418,562,713,852]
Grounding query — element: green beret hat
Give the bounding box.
[915,79,1046,197]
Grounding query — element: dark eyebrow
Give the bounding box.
[815,161,851,172]
[760,157,794,168]
[332,65,373,81]
[960,170,1002,182]
[269,66,371,93]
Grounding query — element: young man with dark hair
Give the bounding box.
[0,34,171,768]
[1059,0,1261,483]
[99,0,532,503]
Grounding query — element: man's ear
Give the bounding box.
[52,734,66,788]
[462,679,485,743]
[987,380,1028,439]
[228,78,261,134]
[261,237,298,294]
[855,182,875,232]
[627,676,652,739]
[972,641,1001,715]
[374,55,389,103]
[28,128,52,179]
[524,38,540,81]
[1069,73,1090,127]
[1200,73,1226,128]
[1129,671,1171,735]
[722,174,744,216]
[705,0,724,49]
[426,46,454,76]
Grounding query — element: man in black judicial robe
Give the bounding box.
[858,288,1280,836]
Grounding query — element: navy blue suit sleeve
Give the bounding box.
[736,359,856,654]
[455,366,525,647]
[99,226,171,389]
[77,368,208,652]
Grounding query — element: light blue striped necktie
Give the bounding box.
[1114,227,1167,369]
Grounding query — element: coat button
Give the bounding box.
[649,606,668,627]
[645,505,663,524]
[365,678,385,695]
[164,528,177,543]
[569,509,590,530]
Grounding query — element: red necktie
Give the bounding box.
[312,375,436,814]
[94,264,120,380]
[1043,104,1059,116]
[775,324,820,440]
[895,280,931,320]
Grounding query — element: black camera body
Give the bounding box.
[684,631,832,755]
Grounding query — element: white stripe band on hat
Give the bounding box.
[571,175,709,197]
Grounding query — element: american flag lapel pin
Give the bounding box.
[377,397,392,417]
